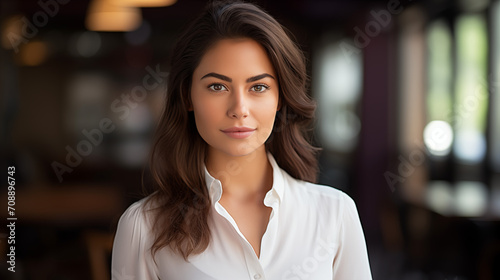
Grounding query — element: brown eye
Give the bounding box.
[208,84,227,92]
[251,84,269,93]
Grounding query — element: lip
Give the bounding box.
[221,127,256,139]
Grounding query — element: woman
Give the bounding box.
[112,1,372,279]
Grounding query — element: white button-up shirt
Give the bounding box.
[112,154,372,279]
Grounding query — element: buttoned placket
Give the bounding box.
[208,178,265,280]
[240,189,281,280]
[207,181,282,280]
[204,153,284,280]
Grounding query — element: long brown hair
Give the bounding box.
[146,0,319,260]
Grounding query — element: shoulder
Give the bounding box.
[282,171,358,218]
[116,196,157,236]
[112,196,160,277]
[283,170,352,203]
[120,196,149,219]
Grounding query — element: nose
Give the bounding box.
[227,89,249,119]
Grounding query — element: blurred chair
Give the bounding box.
[0,184,124,278]
[85,230,114,280]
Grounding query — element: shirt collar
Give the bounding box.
[203,152,284,206]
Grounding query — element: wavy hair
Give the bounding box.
[146,0,319,260]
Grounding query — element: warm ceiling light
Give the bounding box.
[112,0,177,7]
[19,41,48,66]
[86,0,142,32]
[1,15,23,51]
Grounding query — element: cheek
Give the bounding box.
[249,103,278,146]
[254,99,279,133]
[199,99,224,116]
[256,97,279,122]
[192,96,224,131]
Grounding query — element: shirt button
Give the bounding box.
[254,274,261,279]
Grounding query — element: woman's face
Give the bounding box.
[190,38,279,157]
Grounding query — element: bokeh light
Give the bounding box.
[423,120,453,156]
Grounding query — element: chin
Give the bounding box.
[214,142,261,158]
[224,147,257,157]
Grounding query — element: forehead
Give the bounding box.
[194,38,276,77]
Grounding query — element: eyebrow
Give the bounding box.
[247,73,275,83]
[200,72,275,83]
[201,72,232,82]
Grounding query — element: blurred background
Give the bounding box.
[1,0,499,279]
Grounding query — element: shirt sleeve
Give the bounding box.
[331,194,372,280]
[111,201,158,280]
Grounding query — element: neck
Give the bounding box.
[206,146,273,198]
